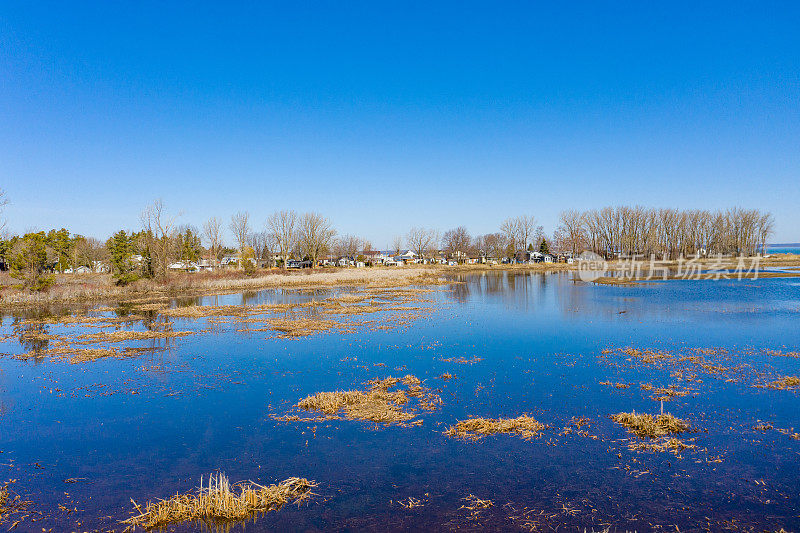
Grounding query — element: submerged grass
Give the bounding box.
[612,412,691,439]
[444,415,545,441]
[122,473,315,530]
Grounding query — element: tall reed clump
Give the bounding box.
[611,411,690,438]
[122,473,315,530]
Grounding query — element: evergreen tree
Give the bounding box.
[10,232,55,291]
[539,238,550,255]
[107,230,138,285]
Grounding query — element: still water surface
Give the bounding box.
[1,272,799,531]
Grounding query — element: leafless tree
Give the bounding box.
[392,235,403,256]
[442,226,471,262]
[407,227,437,261]
[140,199,178,279]
[266,210,297,265]
[0,188,8,233]
[202,217,224,264]
[500,217,518,257]
[298,212,336,266]
[336,234,362,259]
[570,205,771,258]
[515,215,538,251]
[248,231,272,263]
[229,211,252,260]
[556,209,587,256]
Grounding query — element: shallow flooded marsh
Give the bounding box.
[1,273,799,531]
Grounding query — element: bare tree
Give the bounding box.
[141,199,178,279]
[0,188,7,233]
[515,215,538,251]
[202,217,224,264]
[442,226,471,263]
[266,210,297,266]
[407,227,437,261]
[229,212,252,261]
[298,212,336,266]
[500,217,518,258]
[392,235,403,256]
[557,209,587,257]
[336,234,362,259]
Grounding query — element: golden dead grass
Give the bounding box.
[766,376,800,390]
[444,415,545,441]
[77,330,194,343]
[612,412,690,439]
[122,473,315,530]
[259,317,350,338]
[459,494,494,511]
[648,384,694,401]
[627,437,696,457]
[0,482,30,525]
[440,356,483,365]
[289,375,441,426]
[68,347,121,364]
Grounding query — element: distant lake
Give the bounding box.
[1,272,799,531]
[767,243,800,254]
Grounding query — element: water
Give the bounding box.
[1,272,799,531]
[766,244,800,255]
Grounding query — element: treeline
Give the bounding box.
[554,207,774,259]
[0,194,776,292]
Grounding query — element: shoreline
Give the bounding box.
[2,254,798,309]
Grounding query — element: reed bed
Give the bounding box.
[445,415,545,441]
[69,347,122,364]
[261,317,349,338]
[77,330,194,343]
[0,267,449,307]
[290,374,441,426]
[612,412,690,439]
[122,473,315,530]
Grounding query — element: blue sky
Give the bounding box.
[2,1,799,245]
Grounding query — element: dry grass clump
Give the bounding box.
[600,381,630,389]
[445,415,545,441]
[292,375,441,426]
[77,330,193,343]
[69,347,121,364]
[619,348,672,365]
[766,376,800,390]
[459,494,494,511]
[440,356,483,365]
[122,473,315,530]
[327,294,370,304]
[627,437,696,456]
[0,482,31,525]
[261,317,349,338]
[612,412,690,439]
[648,384,693,401]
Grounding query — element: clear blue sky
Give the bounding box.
[2,1,799,245]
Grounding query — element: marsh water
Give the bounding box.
[2,272,800,532]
